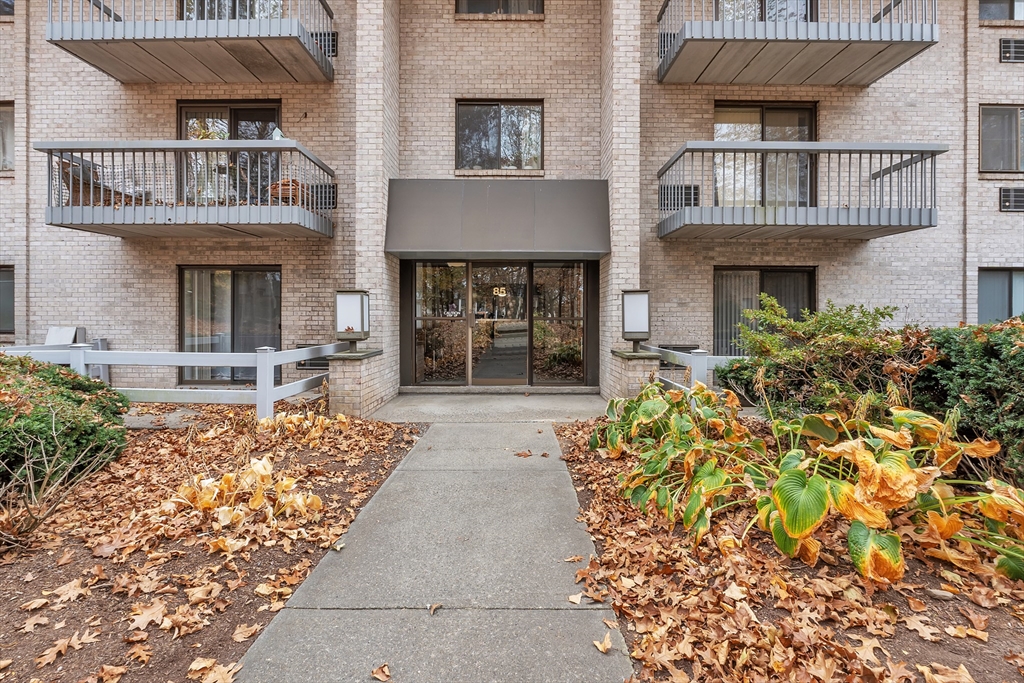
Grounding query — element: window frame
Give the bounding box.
[979,0,1024,20]
[980,105,1024,173]
[0,266,13,334]
[176,100,282,141]
[712,266,817,355]
[455,0,543,15]
[0,0,12,17]
[979,268,1024,323]
[455,99,544,171]
[0,103,13,172]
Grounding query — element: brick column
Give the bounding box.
[327,350,390,418]
[602,349,659,401]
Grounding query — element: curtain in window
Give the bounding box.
[182,269,232,381]
[981,107,1021,171]
[0,106,13,171]
[762,270,812,319]
[0,268,13,334]
[714,270,760,356]
[978,270,1024,323]
[231,270,281,381]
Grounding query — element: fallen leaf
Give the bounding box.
[916,663,976,683]
[20,615,49,632]
[371,663,391,681]
[123,630,148,642]
[723,582,747,601]
[514,450,532,458]
[567,593,582,604]
[0,660,11,670]
[20,598,49,611]
[902,614,943,642]
[966,628,988,642]
[201,662,243,683]
[55,548,74,566]
[563,555,583,563]
[906,597,927,612]
[957,606,990,630]
[944,625,967,638]
[52,578,90,604]
[602,618,618,629]
[127,598,167,630]
[53,619,66,630]
[594,631,612,653]
[96,664,128,682]
[428,603,442,615]
[848,634,886,664]
[968,586,997,608]
[126,643,153,664]
[187,657,217,679]
[231,623,262,642]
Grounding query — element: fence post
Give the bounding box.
[69,343,92,376]
[255,347,276,420]
[690,348,708,388]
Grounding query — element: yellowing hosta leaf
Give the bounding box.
[770,512,799,558]
[934,441,962,473]
[771,470,829,540]
[818,438,870,462]
[796,536,821,568]
[890,407,944,444]
[995,553,1024,581]
[827,480,889,529]
[853,451,920,511]
[960,438,1000,459]
[251,456,273,478]
[977,481,1024,524]
[869,425,914,449]
[847,520,905,584]
[926,510,964,540]
[635,398,670,425]
[801,414,839,443]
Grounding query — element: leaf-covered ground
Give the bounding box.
[556,419,1024,683]
[0,400,421,683]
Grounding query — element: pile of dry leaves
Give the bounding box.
[557,419,1024,683]
[0,400,419,683]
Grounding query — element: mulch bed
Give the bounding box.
[0,399,422,683]
[556,418,1024,683]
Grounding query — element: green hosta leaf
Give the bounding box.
[996,552,1024,581]
[745,464,768,489]
[771,469,829,540]
[607,427,622,455]
[771,513,800,558]
[755,495,775,531]
[605,399,621,421]
[681,491,703,529]
[801,415,838,443]
[670,413,694,438]
[778,449,805,472]
[691,507,711,546]
[628,485,648,506]
[847,520,905,584]
[636,398,670,425]
[656,486,668,509]
[588,428,600,451]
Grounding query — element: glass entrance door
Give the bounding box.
[471,263,529,385]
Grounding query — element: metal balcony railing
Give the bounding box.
[36,140,336,238]
[47,0,335,81]
[657,141,947,239]
[657,0,938,83]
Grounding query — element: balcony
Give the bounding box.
[657,0,937,85]
[47,0,334,83]
[657,141,947,239]
[36,140,336,238]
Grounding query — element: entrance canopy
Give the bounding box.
[385,179,611,260]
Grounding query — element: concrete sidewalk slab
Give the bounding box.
[410,421,563,452]
[288,469,599,609]
[397,446,567,471]
[240,607,631,683]
[370,393,608,423]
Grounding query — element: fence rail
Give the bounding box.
[1,341,349,419]
[35,140,336,237]
[657,141,946,236]
[639,344,742,389]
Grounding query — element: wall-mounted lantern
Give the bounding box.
[336,290,370,351]
[621,289,650,353]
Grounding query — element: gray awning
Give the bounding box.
[385,179,610,260]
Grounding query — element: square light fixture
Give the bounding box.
[621,289,650,352]
[336,290,370,349]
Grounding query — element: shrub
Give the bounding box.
[591,380,1024,585]
[0,353,129,545]
[715,295,932,421]
[914,319,1024,481]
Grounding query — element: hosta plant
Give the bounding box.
[592,381,1024,585]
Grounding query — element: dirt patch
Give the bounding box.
[556,419,1024,683]
[1,400,424,683]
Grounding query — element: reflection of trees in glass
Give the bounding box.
[0,0,14,16]
[458,0,543,14]
[716,0,808,20]
[457,103,542,170]
[183,0,284,20]
[416,264,467,318]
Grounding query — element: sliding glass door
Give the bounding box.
[713,268,814,355]
[181,267,281,383]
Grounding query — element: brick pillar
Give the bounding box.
[602,349,659,401]
[327,350,389,418]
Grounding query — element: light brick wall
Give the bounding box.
[602,353,659,401]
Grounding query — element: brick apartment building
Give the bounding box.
[0,0,1022,411]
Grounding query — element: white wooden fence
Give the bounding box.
[1,342,348,419]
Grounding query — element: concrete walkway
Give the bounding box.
[239,395,632,683]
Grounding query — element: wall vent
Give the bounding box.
[312,31,338,58]
[1001,187,1024,212]
[659,184,700,211]
[1001,38,1024,62]
[313,183,338,210]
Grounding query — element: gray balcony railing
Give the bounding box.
[36,140,336,238]
[657,0,938,84]
[47,0,334,81]
[657,141,947,239]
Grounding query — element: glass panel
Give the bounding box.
[0,268,13,333]
[182,269,232,381]
[500,104,542,170]
[533,263,584,385]
[763,270,813,319]
[457,103,500,170]
[1013,271,1024,318]
[0,0,12,15]
[415,320,468,384]
[182,109,230,205]
[183,0,282,20]
[472,264,528,384]
[232,270,281,382]
[533,263,583,319]
[717,0,760,20]
[979,0,1013,18]
[764,108,813,208]
[766,0,809,20]
[233,108,280,207]
[979,270,1011,324]
[714,270,759,356]
[714,107,761,207]
[0,106,13,171]
[981,107,1020,171]
[457,0,541,13]
[416,263,467,318]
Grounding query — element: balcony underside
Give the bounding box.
[657,206,938,240]
[49,20,332,83]
[45,205,334,239]
[659,22,937,85]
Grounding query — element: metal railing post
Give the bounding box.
[690,348,708,388]
[255,346,276,420]
[69,342,92,376]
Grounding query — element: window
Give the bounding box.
[0,104,13,171]
[713,104,815,207]
[980,0,1024,19]
[456,101,542,170]
[456,0,542,14]
[1002,38,1024,62]
[182,0,280,20]
[0,0,12,16]
[0,267,12,334]
[180,267,281,383]
[979,270,1024,323]
[713,268,815,355]
[716,0,810,21]
[981,106,1024,171]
